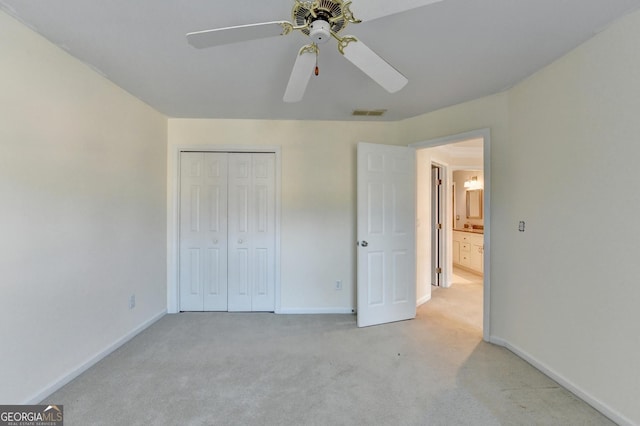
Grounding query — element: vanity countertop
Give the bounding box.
[453,228,484,235]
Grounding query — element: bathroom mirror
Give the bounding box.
[466,189,483,219]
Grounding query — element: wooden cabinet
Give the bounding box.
[452,230,483,275]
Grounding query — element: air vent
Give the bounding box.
[352,109,387,117]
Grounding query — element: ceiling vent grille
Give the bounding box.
[352,109,387,117]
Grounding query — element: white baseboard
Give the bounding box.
[26,310,166,404]
[277,307,355,315]
[417,294,432,307]
[489,336,634,426]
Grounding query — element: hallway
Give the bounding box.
[431,267,484,331]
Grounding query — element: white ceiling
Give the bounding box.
[2,0,639,121]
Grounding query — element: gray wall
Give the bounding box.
[0,11,167,403]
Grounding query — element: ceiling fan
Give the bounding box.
[186,0,443,103]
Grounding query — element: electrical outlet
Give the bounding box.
[129,294,136,309]
[335,280,342,291]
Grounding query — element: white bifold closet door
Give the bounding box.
[179,152,275,312]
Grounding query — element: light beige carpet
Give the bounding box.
[43,281,613,425]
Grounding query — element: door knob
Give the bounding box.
[361,241,368,247]
[238,239,244,244]
[212,238,218,244]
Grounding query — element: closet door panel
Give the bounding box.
[179,153,205,311]
[179,152,228,311]
[250,154,276,312]
[202,153,229,311]
[228,154,253,311]
[228,153,276,312]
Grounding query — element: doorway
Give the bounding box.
[411,129,490,341]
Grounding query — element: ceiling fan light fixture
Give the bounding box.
[309,20,331,44]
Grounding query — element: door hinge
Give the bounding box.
[437,223,443,230]
[436,268,443,274]
[437,179,443,186]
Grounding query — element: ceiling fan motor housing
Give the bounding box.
[293,0,347,37]
[309,20,331,44]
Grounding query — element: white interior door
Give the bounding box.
[357,142,416,327]
[227,153,276,312]
[179,152,229,311]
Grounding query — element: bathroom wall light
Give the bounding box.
[464,176,482,190]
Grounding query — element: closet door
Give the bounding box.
[179,152,229,311]
[227,153,276,312]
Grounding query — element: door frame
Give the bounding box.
[411,129,491,342]
[167,145,282,314]
[431,162,445,288]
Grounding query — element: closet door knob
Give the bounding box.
[238,239,244,244]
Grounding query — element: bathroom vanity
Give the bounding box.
[452,229,484,275]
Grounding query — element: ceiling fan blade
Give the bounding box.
[283,45,317,103]
[341,38,408,93]
[354,0,444,22]
[187,21,291,49]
